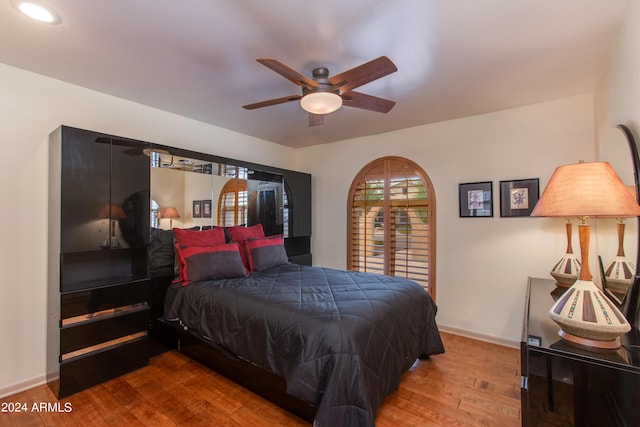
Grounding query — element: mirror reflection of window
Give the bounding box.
[150,199,159,228]
[283,186,289,238]
[218,178,247,226]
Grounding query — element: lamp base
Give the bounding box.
[99,236,122,249]
[550,252,580,288]
[557,329,620,350]
[548,279,630,346]
[604,255,635,292]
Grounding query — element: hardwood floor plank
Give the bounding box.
[0,332,521,426]
[85,384,144,427]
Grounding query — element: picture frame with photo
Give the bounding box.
[499,178,539,217]
[459,181,493,217]
[202,200,212,218]
[193,200,202,218]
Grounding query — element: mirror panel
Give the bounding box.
[597,125,639,295]
[247,171,284,236]
[150,151,249,230]
[149,148,283,236]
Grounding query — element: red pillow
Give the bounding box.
[227,224,265,269]
[227,224,265,243]
[173,228,226,282]
[175,243,246,286]
[245,235,289,272]
[173,227,226,246]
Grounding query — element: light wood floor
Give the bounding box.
[0,332,521,426]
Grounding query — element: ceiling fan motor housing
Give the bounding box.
[303,67,340,96]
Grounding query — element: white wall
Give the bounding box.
[297,94,595,345]
[0,63,297,397]
[595,0,640,142]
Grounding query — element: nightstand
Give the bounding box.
[521,277,640,426]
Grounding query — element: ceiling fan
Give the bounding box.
[242,56,397,126]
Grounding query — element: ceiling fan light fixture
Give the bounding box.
[300,92,342,115]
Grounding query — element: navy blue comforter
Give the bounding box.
[166,263,444,427]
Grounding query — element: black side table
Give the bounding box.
[521,277,640,426]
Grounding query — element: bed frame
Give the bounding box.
[149,275,317,423]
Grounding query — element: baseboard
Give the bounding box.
[0,375,46,399]
[438,324,520,349]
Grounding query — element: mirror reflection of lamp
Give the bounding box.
[603,186,638,294]
[98,203,126,248]
[162,207,180,229]
[532,161,640,349]
[549,218,581,287]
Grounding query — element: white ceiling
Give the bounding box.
[0,0,629,148]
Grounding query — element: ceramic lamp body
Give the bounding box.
[550,253,581,287]
[604,256,635,290]
[604,222,635,291]
[550,221,580,287]
[548,279,631,344]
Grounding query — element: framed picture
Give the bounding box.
[459,181,493,217]
[202,199,212,218]
[193,200,202,218]
[500,178,539,217]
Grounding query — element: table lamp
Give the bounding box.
[162,207,180,229]
[531,161,640,349]
[98,203,127,248]
[603,217,636,293]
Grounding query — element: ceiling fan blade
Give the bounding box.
[329,56,397,93]
[257,59,319,88]
[342,91,396,113]
[309,113,324,127]
[242,95,301,110]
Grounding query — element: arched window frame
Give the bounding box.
[347,156,436,300]
[218,178,247,226]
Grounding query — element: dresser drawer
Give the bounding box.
[56,336,148,398]
[60,305,149,356]
[61,279,149,319]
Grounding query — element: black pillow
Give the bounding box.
[149,228,174,271]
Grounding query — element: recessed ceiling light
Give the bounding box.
[12,0,61,24]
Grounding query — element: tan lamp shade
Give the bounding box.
[98,203,126,219]
[162,207,180,229]
[162,207,180,219]
[531,162,640,218]
[532,161,640,349]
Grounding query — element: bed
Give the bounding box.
[154,225,445,427]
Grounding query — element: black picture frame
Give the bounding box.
[459,181,493,217]
[193,200,202,218]
[202,200,212,218]
[499,178,539,217]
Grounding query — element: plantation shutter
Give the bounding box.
[218,178,247,226]
[348,157,435,298]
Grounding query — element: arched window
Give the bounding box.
[283,182,290,238]
[347,156,436,299]
[218,178,247,226]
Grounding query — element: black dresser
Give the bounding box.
[47,126,151,398]
[521,277,640,426]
